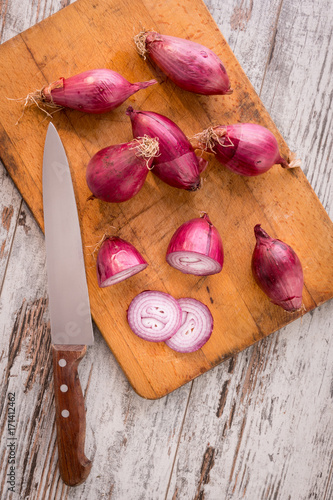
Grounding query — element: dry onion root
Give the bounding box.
[86,135,159,203]
[127,106,206,190]
[134,30,232,96]
[21,69,157,115]
[193,123,301,176]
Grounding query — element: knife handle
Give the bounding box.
[52,344,92,486]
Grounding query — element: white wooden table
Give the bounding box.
[0,1,332,498]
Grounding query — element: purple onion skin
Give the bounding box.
[86,141,151,203]
[198,123,289,176]
[97,237,147,287]
[167,213,224,268]
[43,70,157,113]
[144,32,232,95]
[251,225,304,312]
[126,107,201,190]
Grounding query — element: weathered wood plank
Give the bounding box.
[0,164,22,288]
[260,0,333,218]
[166,0,333,498]
[204,0,283,94]
[166,305,333,499]
[0,202,192,499]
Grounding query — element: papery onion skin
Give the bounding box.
[40,70,157,113]
[135,31,232,96]
[166,213,224,275]
[97,237,148,287]
[251,225,304,312]
[165,298,214,353]
[127,290,182,342]
[86,136,158,203]
[193,123,298,176]
[126,106,201,190]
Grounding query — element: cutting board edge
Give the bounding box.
[115,297,332,400]
[1,0,333,399]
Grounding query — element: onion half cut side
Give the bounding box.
[127,290,182,342]
[165,298,213,353]
[166,213,224,275]
[97,237,148,287]
[166,252,221,275]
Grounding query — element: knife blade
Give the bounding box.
[43,122,94,486]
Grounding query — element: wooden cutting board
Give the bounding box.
[0,0,332,399]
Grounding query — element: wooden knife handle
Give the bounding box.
[52,344,92,486]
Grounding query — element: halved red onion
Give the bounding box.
[127,290,182,342]
[126,106,202,191]
[26,69,157,114]
[193,123,301,176]
[165,298,213,353]
[97,237,148,287]
[166,213,223,275]
[134,31,232,95]
[252,225,304,312]
[86,136,159,203]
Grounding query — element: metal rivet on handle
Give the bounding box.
[61,410,70,418]
[58,359,66,367]
[60,384,68,392]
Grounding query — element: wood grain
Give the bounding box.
[0,0,332,399]
[0,0,332,498]
[52,345,92,486]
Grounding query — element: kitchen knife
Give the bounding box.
[43,123,94,486]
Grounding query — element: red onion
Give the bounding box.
[126,106,203,190]
[193,123,301,176]
[251,225,304,312]
[27,69,157,114]
[166,213,223,275]
[86,136,159,203]
[96,237,148,287]
[165,298,213,353]
[134,31,232,95]
[127,290,182,342]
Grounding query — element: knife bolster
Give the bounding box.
[52,344,92,486]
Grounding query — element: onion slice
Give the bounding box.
[127,290,182,342]
[165,298,213,353]
[97,237,148,287]
[166,213,223,275]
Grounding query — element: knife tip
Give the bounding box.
[47,121,57,133]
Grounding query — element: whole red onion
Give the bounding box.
[97,237,148,287]
[251,225,304,312]
[126,106,204,190]
[28,69,157,114]
[166,213,223,275]
[86,136,159,203]
[134,31,232,95]
[193,123,301,176]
